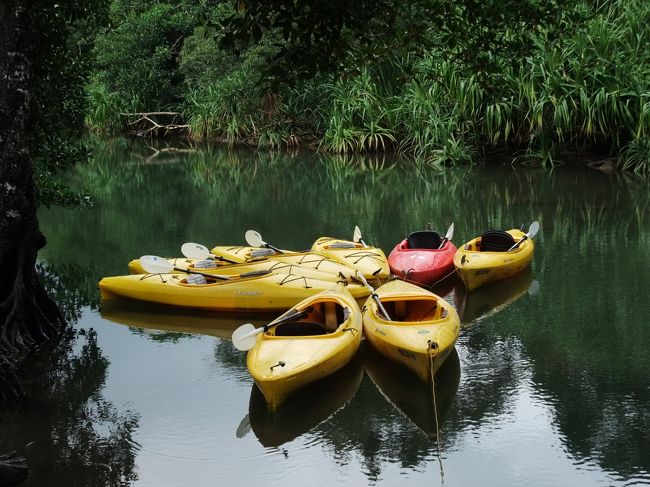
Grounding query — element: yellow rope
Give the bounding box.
[428,345,445,485]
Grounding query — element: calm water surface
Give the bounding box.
[2,140,649,486]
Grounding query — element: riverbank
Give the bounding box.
[86,0,650,174]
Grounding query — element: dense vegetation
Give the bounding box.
[85,0,650,173]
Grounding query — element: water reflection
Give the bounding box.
[247,352,364,447]
[0,328,139,486]
[31,139,650,485]
[455,267,537,326]
[365,346,461,438]
[100,299,275,342]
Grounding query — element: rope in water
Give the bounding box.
[428,345,445,485]
[428,268,458,290]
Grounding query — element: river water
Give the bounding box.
[2,140,649,486]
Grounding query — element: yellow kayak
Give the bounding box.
[127,257,343,282]
[311,237,390,279]
[245,283,363,411]
[453,229,535,291]
[210,246,358,279]
[362,279,460,382]
[248,354,363,447]
[99,272,369,312]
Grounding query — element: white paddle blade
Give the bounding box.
[245,230,265,248]
[139,255,174,274]
[528,221,540,239]
[353,225,363,243]
[445,222,455,241]
[231,323,261,351]
[181,242,211,259]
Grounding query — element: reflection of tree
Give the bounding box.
[1,256,139,486]
[313,377,438,481]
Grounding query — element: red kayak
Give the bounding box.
[388,230,457,285]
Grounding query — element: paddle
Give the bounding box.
[438,222,455,249]
[180,242,238,264]
[245,230,284,254]
[140,255,232,280]
[232,308,307,351]
[507,221,540,251]
[353,225,367,248]
[356,272,391,321]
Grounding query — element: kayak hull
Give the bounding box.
[311,237,390,279]
[453,229,535,291]
[99,273,369,312]
[362,280,460,382]
[247,284,363,411]
[127,257,343,282]
[387,239,457,285]
[210,247,358,279]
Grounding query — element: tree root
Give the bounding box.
[0,452,28,487]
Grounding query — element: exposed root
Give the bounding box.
[0,451,28,486]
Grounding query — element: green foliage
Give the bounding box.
[93,2,198,109]
[84,0,650,173]
[321,70,395,153]
[32,0,109,208]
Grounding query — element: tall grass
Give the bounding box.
[314,0,650,171]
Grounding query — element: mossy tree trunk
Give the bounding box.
[0,1,65,396]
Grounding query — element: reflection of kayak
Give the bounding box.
[247,283,363,411]
[362,280,460,382]
[127,257,342,282]
[455,266,536,326]
[99,272,369,312]
[100,299,275,339]
[311,237,390,279]
[388,231,457,285]
[247,352,364,447]
[453,229,535,291]
[210,246,358,279]
[365,346,460,438]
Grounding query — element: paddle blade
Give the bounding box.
[445,222,455,241]
[181,242,211,259]
[527,221,540,239]
[245,230,264,248]
[139,255,174,274]
[353,226,363,243]
[232,323,261,351]
[236,414,251,438]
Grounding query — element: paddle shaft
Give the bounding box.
[264,243,284,254]
[234,308,307,346]
[357,273,391,321]
[507,235,527,252]
[208,254,238,264]
[173,266,230,281]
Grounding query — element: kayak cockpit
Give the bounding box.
[465,230,522,252]
[268,301,351,337]
[406,231,441,249]
[374,298,448,323]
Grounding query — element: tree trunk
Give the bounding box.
[0,1,66,391]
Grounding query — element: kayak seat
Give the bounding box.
[407,231,441,249]
[480,230,515,252]
[328,242,357,249]
[185,274,207,285]
[274,321,327,337]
